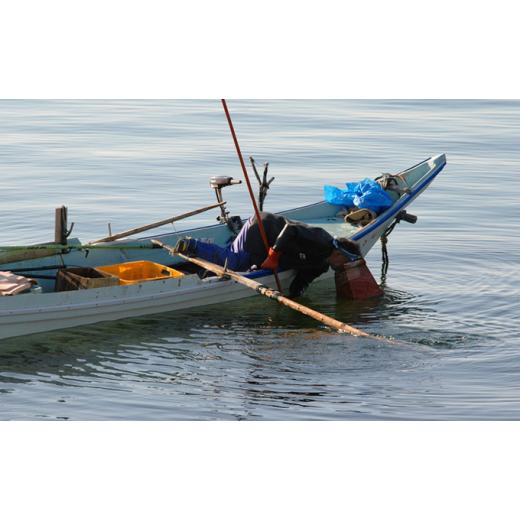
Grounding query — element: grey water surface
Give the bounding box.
[0,100,519,420]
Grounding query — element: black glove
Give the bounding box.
[289,275,309,298]
[174,237,196,256]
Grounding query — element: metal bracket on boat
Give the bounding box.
[397,210,417,224]
[54,206,75,254]
[216,258,231,281]
[210,176,243,235]
[250,156,274,211]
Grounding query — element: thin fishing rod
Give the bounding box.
[221,99,283,292]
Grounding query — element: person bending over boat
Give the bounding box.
[174,212,361,298]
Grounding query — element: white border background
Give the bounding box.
[1,1,520,518]
[3,0,520,98]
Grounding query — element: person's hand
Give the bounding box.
[260,248,281,271]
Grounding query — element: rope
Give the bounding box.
[380,215,401,277]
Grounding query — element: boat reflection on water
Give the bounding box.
[0,269,490,421]
[0,273,467,419]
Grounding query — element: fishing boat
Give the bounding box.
[0,153,446,341]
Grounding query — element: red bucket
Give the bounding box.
[334,259,384,300]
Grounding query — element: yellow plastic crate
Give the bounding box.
[96,260,184,285]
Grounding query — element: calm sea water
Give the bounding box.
[0,100,519,420]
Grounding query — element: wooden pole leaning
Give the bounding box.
[220,99,283,293]
[152,239,391,341]
[0,244,158,252]
[89,202,226,244]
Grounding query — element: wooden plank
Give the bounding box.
[89,202,226,244]
[0,247,58,265]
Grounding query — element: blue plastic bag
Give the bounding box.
[324,178,393,214]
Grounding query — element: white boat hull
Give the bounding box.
[0,269,300,340]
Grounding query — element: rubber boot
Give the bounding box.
[335,259,384,299]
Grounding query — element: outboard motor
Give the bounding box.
[209,176,243,235]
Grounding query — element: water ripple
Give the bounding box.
[0,100,519,419]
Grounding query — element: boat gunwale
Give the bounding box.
[125,154,445,246]
[0,269,296,319]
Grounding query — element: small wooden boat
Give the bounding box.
[0,154,446,341]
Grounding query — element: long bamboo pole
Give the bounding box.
[221,99,283,293]
[0,244,157,252]
[90,201,226,244]
[152,239,394,342]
